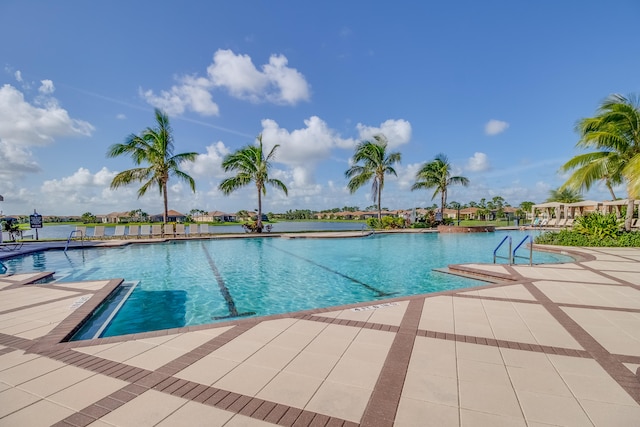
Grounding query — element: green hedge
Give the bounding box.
[534,229,640,247]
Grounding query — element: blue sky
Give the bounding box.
[1,1,639,217]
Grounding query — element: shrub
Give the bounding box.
[573,212,621,239]
[534,228,640,247]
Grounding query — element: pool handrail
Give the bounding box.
[64,229,84,252]
[0,260,6,274]
[493,235,512,264]
[513,235,533,266]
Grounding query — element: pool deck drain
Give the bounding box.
[0,238,639,426]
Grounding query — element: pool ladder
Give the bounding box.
[493,235,532,265]
[64,230,84,252]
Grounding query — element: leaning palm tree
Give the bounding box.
[345,134,401,222]
[107,109,198,224]
[412,153,469,216]
[560,94,640,230]
[218,134,288,232]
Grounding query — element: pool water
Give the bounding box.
[3,231,572,339]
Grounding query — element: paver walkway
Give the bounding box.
[0,243,639,426]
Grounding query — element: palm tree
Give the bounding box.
[218,134,288,232]
[107,109,197,224]
[547,187,584,203]
[412,153,469,216]
[561,94,640,230]
[345,134,401,222]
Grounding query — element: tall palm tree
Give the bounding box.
[218,134,288,232]
[345,134,401,222]
[107,109,197,224]
[412,153,469,216]
[561,94,640,230]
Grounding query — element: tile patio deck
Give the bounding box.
[0,239,639,426]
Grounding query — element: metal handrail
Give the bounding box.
[493,235,512,264]
[361,223,375,236]
[64,230,84,252]
[513,235,533,266]
[0,260,7,274]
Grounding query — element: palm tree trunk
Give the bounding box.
[163,183,168,225]
[440,190,446,220]
[257,187,263,233]
[606,182,617,201]
[377,184,382,222]
[625,198,634,231]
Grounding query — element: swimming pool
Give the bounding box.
[2,231,572,339]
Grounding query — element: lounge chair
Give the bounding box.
[546,218,557,227]
[151,224,163,238]
[199,224,210,235]
[174,223,186,238]
[91,226,106,239]
[75,226,86,240]
[556,218,566,227]
[632,218,640,229]
[564,218,574,228]
[139,225,151,238]
[113,225,126,239]
[127,224,139,239]
[188,224,199,237]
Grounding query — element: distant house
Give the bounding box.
[193,211,237,222]
[150,210,187,223]
[96,211,130,223]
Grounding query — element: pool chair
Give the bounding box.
[199,223,210,235]
[91,226,106,239]
[174,223,186,238]
[188,224,199,237]
[127,224,139,239]
[112,225,126,239]
[139,224,151,238]
[555,218,566,227]
[151,224,163,238]
[75,226,86,240]
[564,218,574,228]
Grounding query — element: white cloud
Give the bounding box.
[116,113,126,120]
[466,152,490,172]
[355,119,412,148]
[0,83,94,178]
[14,70,22,82]
[485,119,509,135]
[142,49,310,115]
[185,141,230,178]
[261,116,336,170]
[39,80,55,94]
[140,74,219,116]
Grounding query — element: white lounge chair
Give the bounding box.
[199,224,210,235]
[151,224,163,238]
[174,223,186,238]
[112,225,126,239]
[91,226,106,239]
[127,224,139,239]
[188,224,199,237]
[139,225,151,238]
[75,226,86,240]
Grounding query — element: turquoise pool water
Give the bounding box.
[3,231,572,339]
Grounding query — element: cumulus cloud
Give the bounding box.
[140,74,219,116]
[142,49,310,115]
[0,83,94,178]
[485,119,509,135]
[466,152,490,172]
[38,80,55,94]
[355,119,412,148]
[185,141,230,178]
[208,49,310,105]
